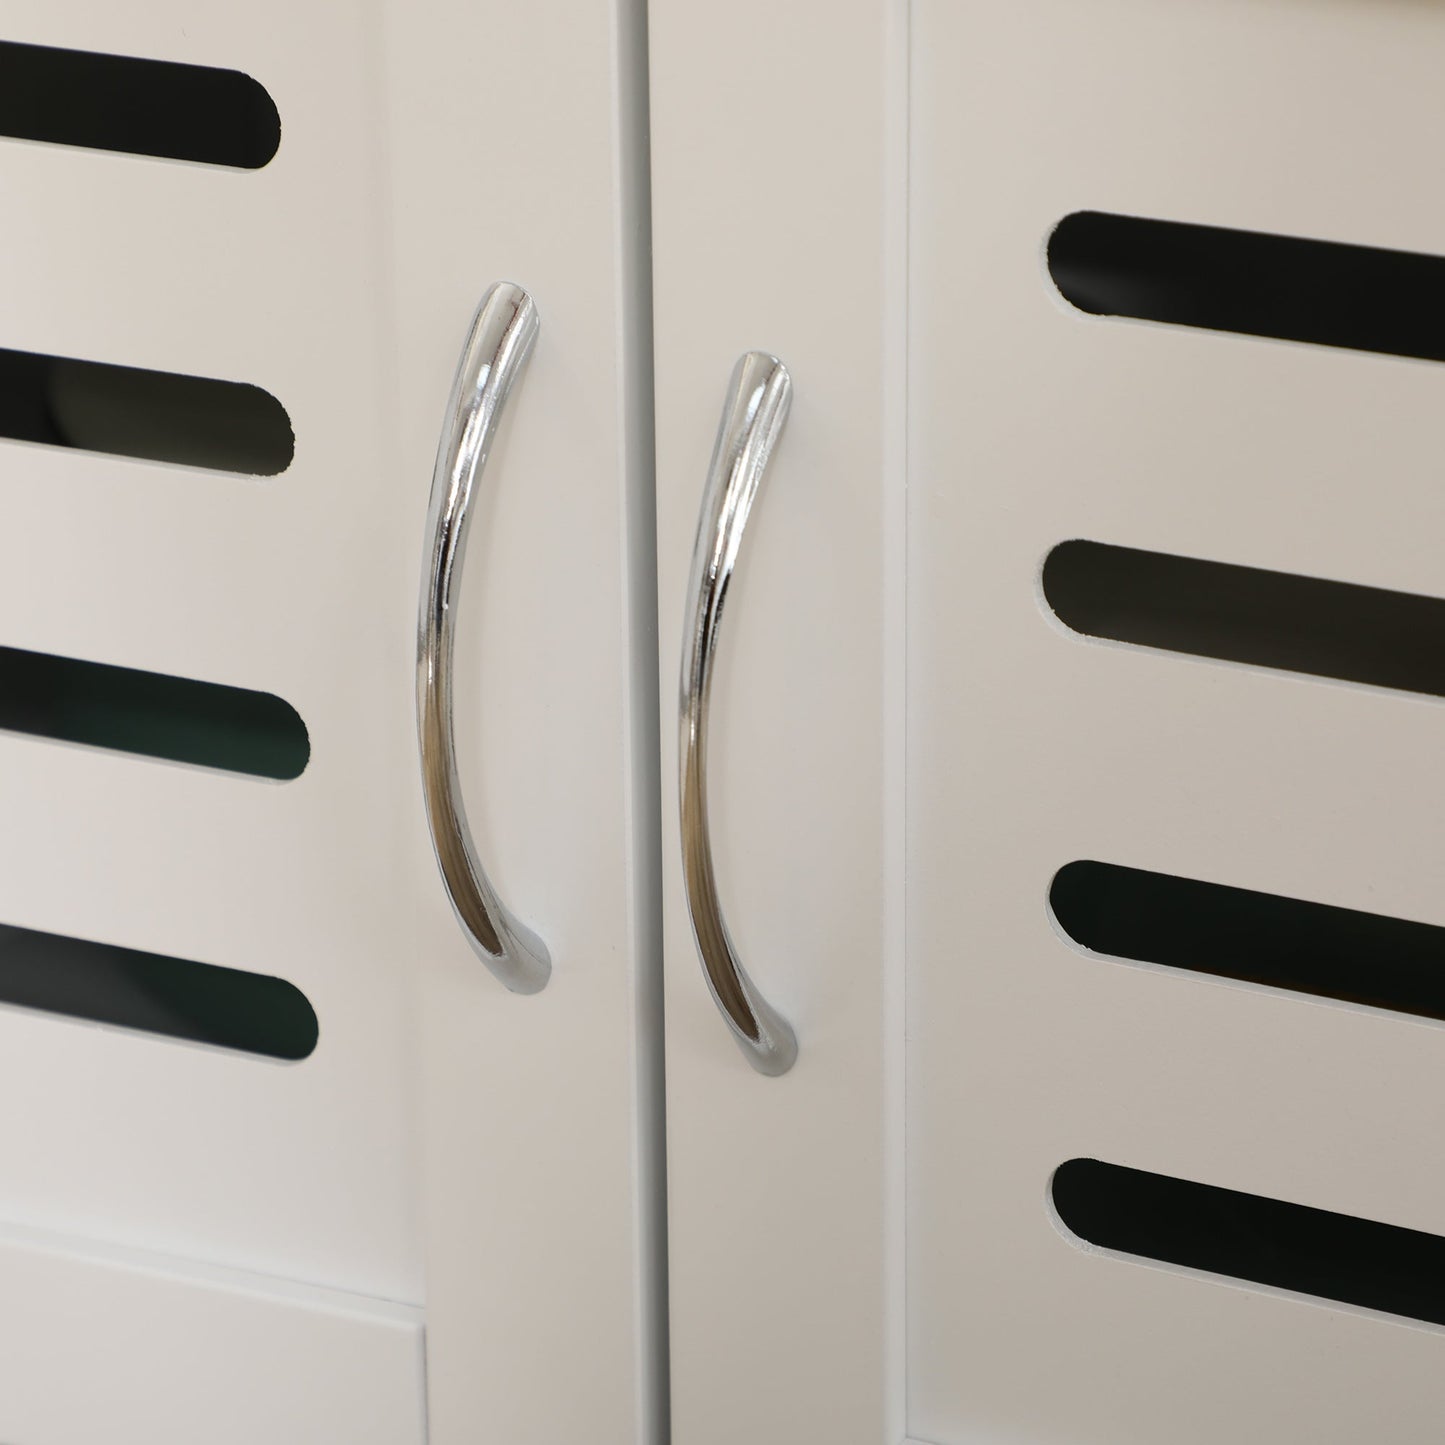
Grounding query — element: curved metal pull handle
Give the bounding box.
[417,283,550,993]
[679,351,798,1074]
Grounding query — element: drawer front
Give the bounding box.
[0,1222,424,1445]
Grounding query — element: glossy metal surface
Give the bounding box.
[417,283,550,993]
[679,351,798,1074]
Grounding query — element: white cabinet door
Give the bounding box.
[0,4,657,1442]
[656,2,1445,1442]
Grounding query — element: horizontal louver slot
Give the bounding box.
[1043,540,1445,697]
[0,348,293,475]
[1048,211,1445,364]
[1053,1159,1445,1328]
[0,920,316,1058]
[0,646,309,779]
[0,39,279,169]
[1051,861,1445,1022]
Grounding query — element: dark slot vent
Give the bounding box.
[0,921,316,1058]
[0,348,293,475]
[0,39,279,169]
[0,646,308,779]
[1051,861,1445,1021]
[1048,211,1445,364]
[1043,540,1445,697]
[1053,1159,1445,1327]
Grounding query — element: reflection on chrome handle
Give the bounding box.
[679,351,798,1074]
[417,283,550,993]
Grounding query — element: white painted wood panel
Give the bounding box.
[375,0,661,1434]
[651,1,906,1441]
[909,1,1445,1440]
[0,0,423,1307]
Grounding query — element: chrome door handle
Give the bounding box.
[679,351,798,1075]
[417,283,550,993]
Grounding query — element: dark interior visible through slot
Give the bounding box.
[1051,861,1445,1021]
[1053,1158,1445,1328]
[0,920,316,1059]
[0,646,309,779]
[0,347,293,475]
[1042,540,1445,697]
[1048,211,1445,364]
[0,39,279,168]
